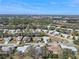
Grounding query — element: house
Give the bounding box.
[61,33,69,39]
[47,42,61,55]
[75,29,79,31]
[16,45,31,53]
[29,29,35,33]
[61,33,74,40]
[67,28,73,33]
[53,30,60,36]
[23,36,31,43]
[42,36,50,44]
[16,36,23,41]
[0,24,4,30]
[75,36,79,40]
[68,35,73,40]
[3,37,12,44]
[8,45,17,51]
[31,45,43,59]
[47,25,51,29]
[16,46,26,53]
[0,38,3,42]
[1,44,17,53]
[3,29,8,33]
[15,29,21,33]
[59,43,77,54]
[55,27,61,29]
[8,29,15,34]
[42,29,48,33]
[33,45,43,58]
[16,36,23,45]
[48,30,54,34]
[1,46,11,52]
[35,29,41,32]
[33,37,41,43]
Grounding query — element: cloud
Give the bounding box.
[66,0,79,7]
[0,0,45,14]
[73,0,79,3]
[8,0,44,9]
[58,1,79,7]
[0,0,79,14]
[72,0,79,5]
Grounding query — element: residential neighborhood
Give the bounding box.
[0,15,78,59]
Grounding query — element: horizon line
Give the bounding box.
[0,14,79,16]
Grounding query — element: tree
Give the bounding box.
[74,38,79,45]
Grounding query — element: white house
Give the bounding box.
[42,29,48,33]
[67,28,73,32]
[23,36,31,43]
[16,36,23,45]
[35,29,41,32]
[16,45,31,53]
[34,45,42,56]
[4,37,12,44]
[8,29,15,34]
[68,35,73,40]
[3,29,8,33]
[16,36,23,41]
[15,29,21,33]
[60,43,77,54]
[48,30,54,34]
[42,36,50,44]
[61,33,69,39]
[75,36,79,40]
[33,37,41,43]
[53,30,60,35]
[29,29,35,33]
[1,46,11,52]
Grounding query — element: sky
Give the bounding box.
[0,0,79,15]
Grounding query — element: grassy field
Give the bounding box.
[74,44,79,59]
[7,55,32,59]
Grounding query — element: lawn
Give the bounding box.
[7,55,32,59]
